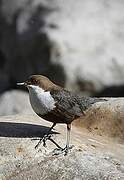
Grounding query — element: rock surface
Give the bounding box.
[0,99,124,179]
[1,0,124,94]
[74,98,124,140]
[0,90,33,116]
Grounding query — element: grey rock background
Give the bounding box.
[1,0,124,91]
[0,90,33,116]
[0,0,124,114]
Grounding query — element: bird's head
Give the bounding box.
[17,75,61,91]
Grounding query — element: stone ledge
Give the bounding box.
[74,98,124,141]
[0,98,124,179]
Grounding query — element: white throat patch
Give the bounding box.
[28,85,56,115]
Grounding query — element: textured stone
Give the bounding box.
[0,98,124,179]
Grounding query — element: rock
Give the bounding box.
[74,98,124,140]
[0,99,124,179]
[1,1,124,94]
[0,90,33,115]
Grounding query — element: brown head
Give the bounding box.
[23,75,62,91]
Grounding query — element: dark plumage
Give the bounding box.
[43,89,106,124]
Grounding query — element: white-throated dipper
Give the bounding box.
[17,75,106,155]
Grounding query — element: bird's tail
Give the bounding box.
[79,97,107,112]
[90,97,107,104]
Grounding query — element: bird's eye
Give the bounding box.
[31,78,34,83]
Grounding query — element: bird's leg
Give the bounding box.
[35,123,56,149]
[53,123,73,156]
[62,123,71,155]
[42,123,56,147]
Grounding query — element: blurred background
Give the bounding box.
[0,0,124,115]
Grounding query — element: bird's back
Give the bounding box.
[50,89,106,124]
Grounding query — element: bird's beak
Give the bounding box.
[17,81,28,87]
[17,82,25,86]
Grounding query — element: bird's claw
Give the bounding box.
[43,134,53,147]
[35,134,53,149]
[52,145,74,156]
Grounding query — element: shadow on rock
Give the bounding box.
[0,122,58,138]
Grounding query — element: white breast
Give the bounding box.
[28,85,56,115]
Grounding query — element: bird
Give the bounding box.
[17,75,106,155]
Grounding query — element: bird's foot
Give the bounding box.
[35,134,53,149]
[52,145,74,156]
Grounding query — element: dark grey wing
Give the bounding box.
[50,89,84,120]
[50,89,107,121]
